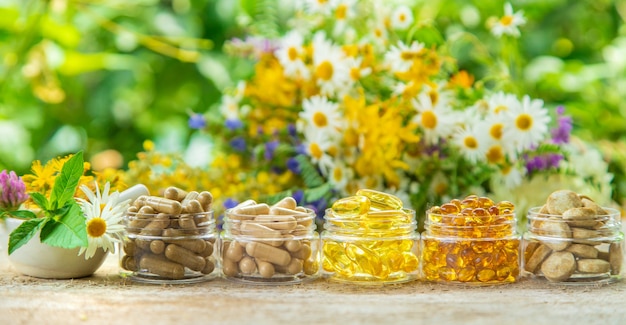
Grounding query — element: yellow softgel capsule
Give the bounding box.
[356,189,403,211]
[331,195,371,217]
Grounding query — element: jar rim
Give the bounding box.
[527,206,621,219]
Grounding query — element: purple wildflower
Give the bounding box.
[264,140,280,160]
[551,106,572,144]
[188,113,206,129]
[225,119,243,131]
[0,170,29,211]
[230,137,247,152]
[288,124,297,137]
[223,198,239,209]
[292,190,304,204]
[287,157,301,174]
[526,154,564,174]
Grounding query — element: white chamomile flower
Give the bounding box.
[274,31,310,79]
[484,143,507,165]
[485,91,520,115]
[411,91,455,145]
[503,95,551,152]
[299,95,344,134]
[453,125,487,163]
[302,127,334,175]
[312,33,350,97]
[491,3,526,38]
[304,0,337,15]
[346,57,371,83]
[384,41,425,73]
[328,159,352,195]
[219,95,241,120]
[370,22,389,48]
[391,5,414,30]
[332,0,357,35]
[76,182,130,260]
[494,164,525,189]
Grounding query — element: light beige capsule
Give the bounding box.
[198,191,213,212]
[272,197,297,210]
[123,240,137,256]
[199,241,214,257]
[525,244,552,273]
[183,200,204,214]
[201,259,215,275]
[285,239,302,253]
[609,243,623,275]
[135,238,151,251]
[246,242,291,266]
[254,215,297,230]
[164,186,188,202]
[133,195,148,208]
[127,206,139,214]
[295,206,307,213]
[165,244,206,272]
[541,251,576,282]
[162,228,187,237]
[222,258,239,277]
[140,213,171,236]
[121,255,138,271]
[291,243,312,260]
[140,254,185,280]
[150,240,166,254]
[179,215,197,230]
[275,258,303,275]
[225,241,245,262]
[270,206,309,217]
[233,203,270,216]
[239,256,257,275]
[181,191,200,211]
[144,196,183,215]
[240,222,284,247]
[256,260,275,278]
[577,259,611,274]
[292,224,309,237]
[565,244,598,259]
[173,239,207,254]
[297,217,313,228]
[235,199,257,208]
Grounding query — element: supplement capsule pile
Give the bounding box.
[322,189,419,283]
[524,190,623,283]
[121,187,217,282]
[422,195,520,284]
[222,197,318,282]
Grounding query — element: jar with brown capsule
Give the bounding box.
[220,198,320,284]
[119,190,219,284]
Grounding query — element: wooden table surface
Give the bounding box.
[1,248,625,325]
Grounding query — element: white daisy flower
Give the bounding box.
[304,0,337,15]
[491,3,526,38]
[453,125,487,163]
[484,143,508,165]
[391,6,414,30]
[302,127,334,175]
[485,91,520,116]
[219,95,241,120]
[384,40,425,73]
[274,31,310,79]
[299,95,344,133]
[503,95,551,152]
[332,0,357,35]
[328,159,352,195]
[312,33,350,97]
[494,164,525,189]
[76,182,130,260]
[346,57,371,83]
[370,22,389,48]
[411,91,455,145]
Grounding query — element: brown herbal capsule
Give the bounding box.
[139,254,185,280]
[165,244,206,272]
[164,187,188,202]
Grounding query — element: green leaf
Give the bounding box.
[49,151,84,210]
[304,183,332,203]
[40,202,87,249]
[8,218,47,255]
[29,192,49,210]
[295,155,324,188]
[6,210,38,220]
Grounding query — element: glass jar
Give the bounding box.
[421,203,520,285]
[522,207,623,284]
[321,208,420,284]
[220,206,319,284]
[120,211,218,284]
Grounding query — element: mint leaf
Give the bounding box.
[29,192,49,210]
[304,183,331,202]
[40,202,87,249]
[49,151,84,210]
[295,155,324,188]
[7,210,38,220]
[8,218,47,255]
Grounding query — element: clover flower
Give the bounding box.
[0,170,29,211]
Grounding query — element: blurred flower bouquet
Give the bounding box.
[190,1,613,228]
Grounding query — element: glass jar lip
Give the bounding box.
[527,206,620,219]
[323,208,416,222]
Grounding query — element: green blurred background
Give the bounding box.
[1,0,625,205]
